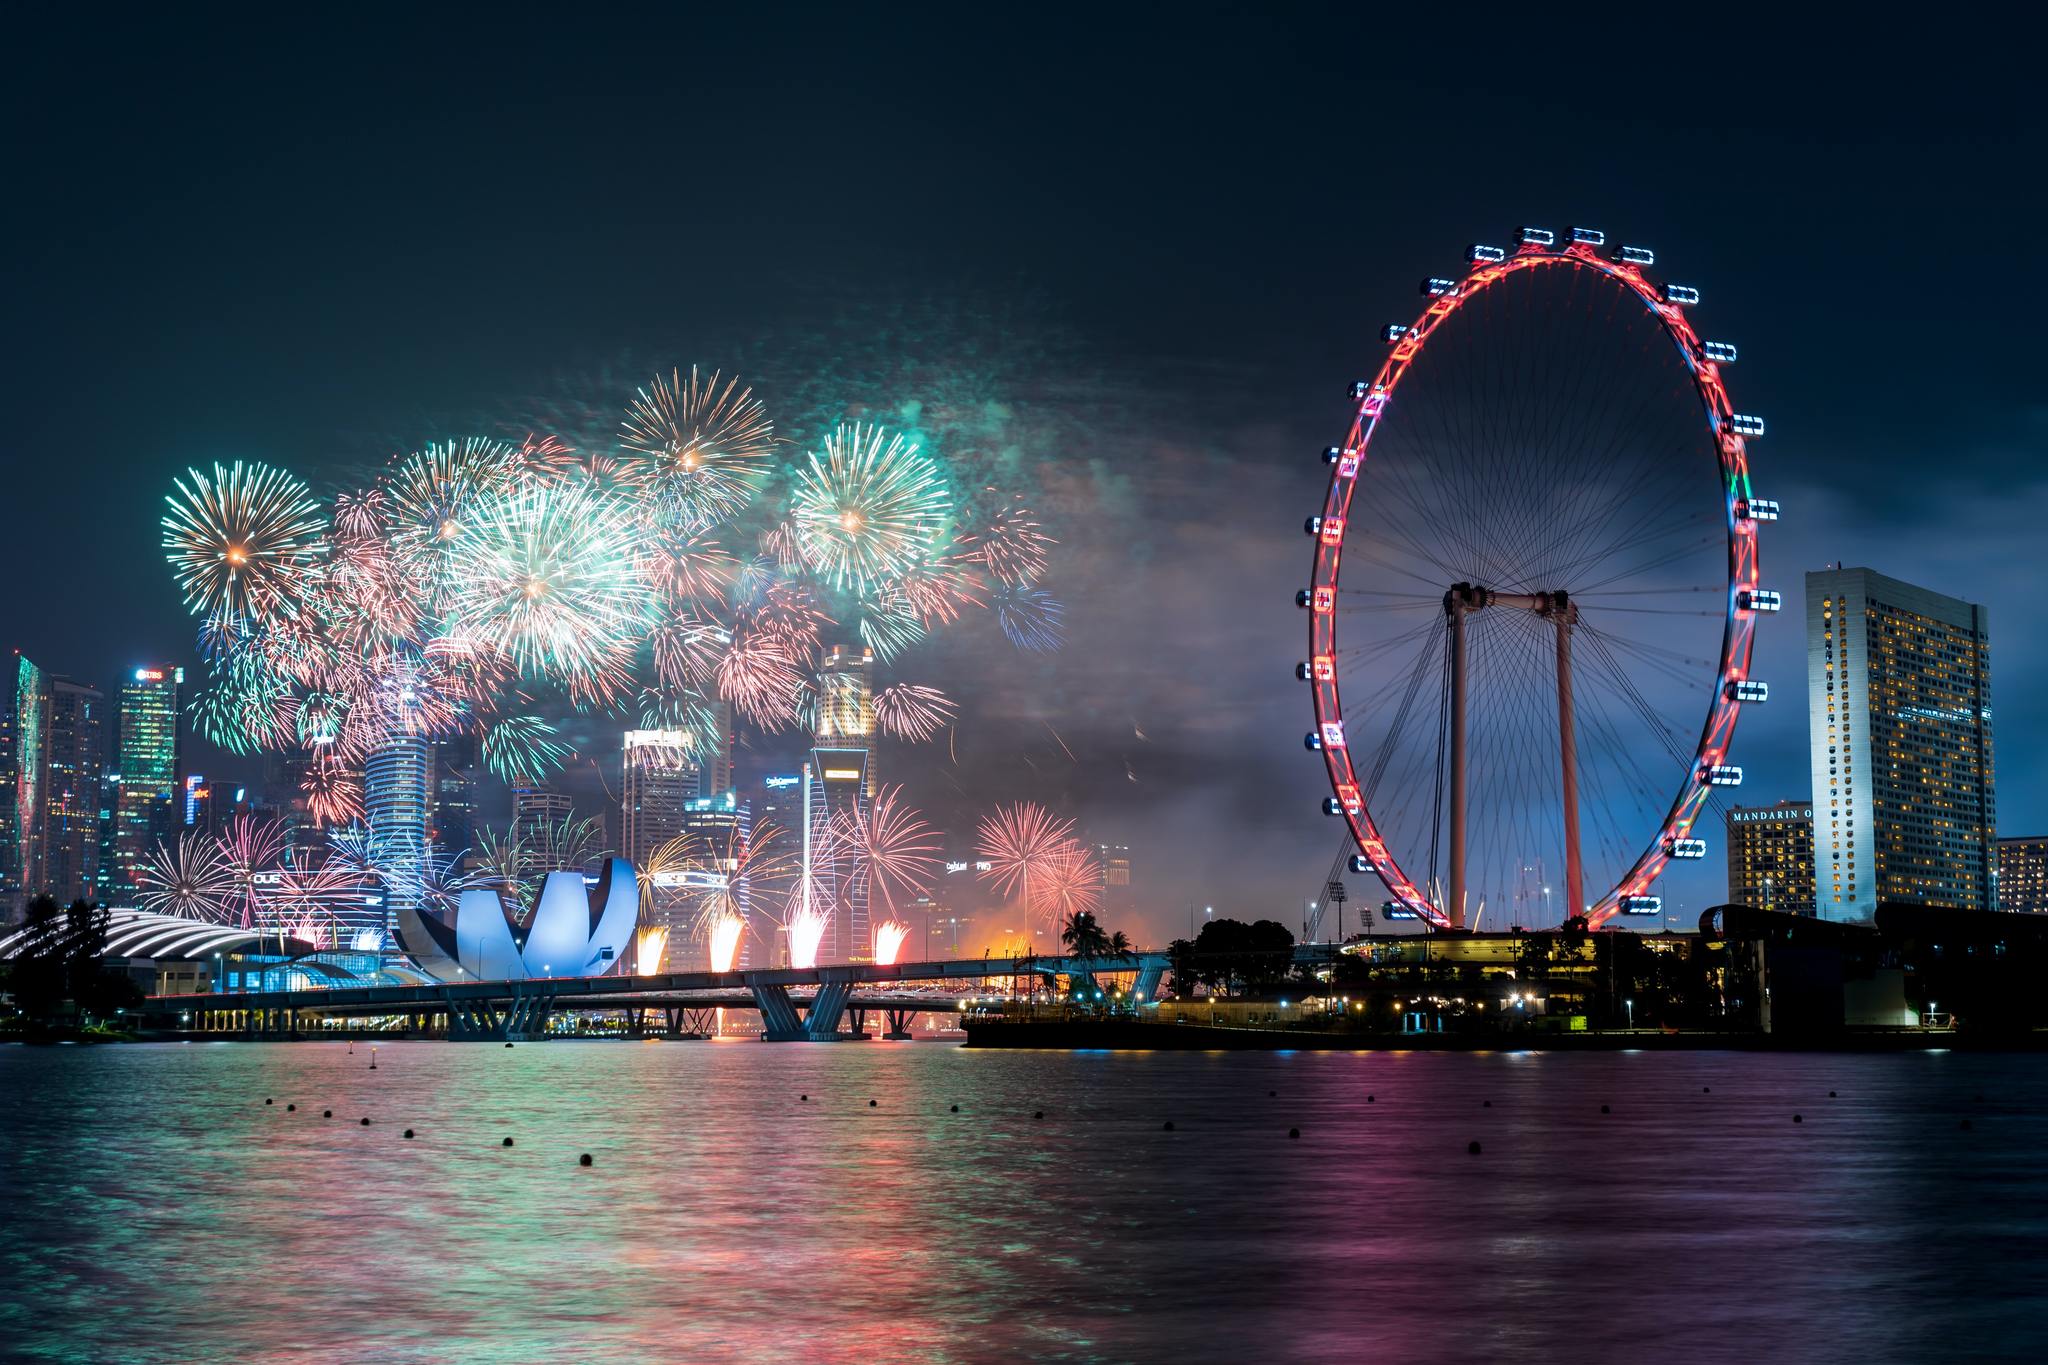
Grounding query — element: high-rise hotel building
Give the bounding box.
[1806,567,1996,921]
[1999,837,2048,915]
[107,665,183,897]
[1724,801,1816,915]
[364,735,432,935]
[812,645,876,960]
[621,729,696,870]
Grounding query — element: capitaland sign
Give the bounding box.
[763,774,799,789]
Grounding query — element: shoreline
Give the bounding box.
[960,1018,2048,1053]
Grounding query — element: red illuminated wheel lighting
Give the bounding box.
[1304,231,1767,930]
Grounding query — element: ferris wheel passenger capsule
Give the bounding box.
[1728,413,1766,437]
[1348,854,1371,875]
[1701,764,1744,787]
[1568,226,1606,245]
[1305,731,1323,751]
[1615,244,1655,265]
[1422,277,1458,296]
[1517,226,1556,246]
[1702,340,1739,362]
[1467,244,1507,263]
[1349,380,1370,399]
[1323,797,1346,816]
[1663,284,1700,305]
[1381,324,1410,341]
[1739,589,1782,613]
[1738,497,1780,522]
[1727,679,1770,702]
[1296,662,1314,681]
[1620,895,1664,915]
[1304,516,1323,535]
[1665,838,1708,859]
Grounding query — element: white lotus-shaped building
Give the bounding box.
[395,858,639,982]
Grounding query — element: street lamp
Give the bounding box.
[1625,998,1635,1028]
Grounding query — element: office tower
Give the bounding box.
[1999,837,2048,915]
[752,771,804,962]
[686,790,748,966]
[364,735,431,934]
[0,705,17,909]
[1097,842,1133,915]
[8,655,50,902]
[698,700,733,800]
[1725,801,1817,916]
[812,645,875,960]
[432,735,478,865]
[107,665,183,897]
[621,729,697,871]
[511,780,575,876]
[1807,567,1996,920]
[39,675,107,903]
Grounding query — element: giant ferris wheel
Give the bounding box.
[1301,226,1777,931]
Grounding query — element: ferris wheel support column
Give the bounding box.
[1553,602,1585,924]
[1446,585,1478,931]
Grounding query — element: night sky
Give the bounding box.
[5,11,2040,941]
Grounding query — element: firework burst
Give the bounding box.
[137,834,235,922]
[445,478,651,689]
[964,497,1054,587]
[791,424,951,592]
[994,583,1067,653]
[162,461,327,623]
[873,920,911,967]
[621,367,775,529]
[975,802,1078,911]
[874,683,956,743]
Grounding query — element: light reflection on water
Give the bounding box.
[2,1042,2045,1363]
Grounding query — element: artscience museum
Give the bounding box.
[394,857,640,982]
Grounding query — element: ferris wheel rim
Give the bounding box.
[1304,235,1764,931]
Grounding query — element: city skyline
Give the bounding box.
[4,16,2044,944]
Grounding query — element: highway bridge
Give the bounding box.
[142,952,1182,1041]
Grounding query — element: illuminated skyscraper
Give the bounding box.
[511,780,575,877]
[1999,837,2048,915]
[812,646,875,961]
[1097,842,1133,915]
[1725,801,1816,916]
[8,655,49,905]
[432,735,478,866]
[621,730,696,871]
[35,674,107,904]
[1807,567,1996,920]
[107,665,183,897]
[364,735,431,933]
[0,705,18,909]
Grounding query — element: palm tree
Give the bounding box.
[1059,911,1112,959]
[1108,930,1133,960]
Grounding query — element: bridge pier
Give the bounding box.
[882,1008,915,1040]
[754,971,862,1040]
[1134,965,1164,1002]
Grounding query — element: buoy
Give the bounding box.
[1829,1090,1837,1098]
[1792,1114,1803,1124]
[1468,1140,1482,1155]
[800,1094,808,1102]
[579,1153,592,1167]
[1288,1127,1300,1139]
[1034,1111,1044,1120]
[869,1099,878,1108]
[403,1129,415,1139]
[1269,1090,1278,1098]
[1482,1100,1492,1108]
[1703,1086,1711,1093]
[505,1042,514,1048]
[287,1104,295,1112]
[502,1137,514,1147]
[1367,1095,1375,1103]
[1600,1104,1611,1114]
[360,1117,371,1126]
[323,1110,333,1118]
[1164,1121,1175,1132]
[949,1104,958,1113]
[265,1098,274,1106]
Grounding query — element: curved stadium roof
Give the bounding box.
[0,907,314,962]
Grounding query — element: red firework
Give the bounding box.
[832,785,944,916]
[974,802,1079,909]
[874,683,956,743]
